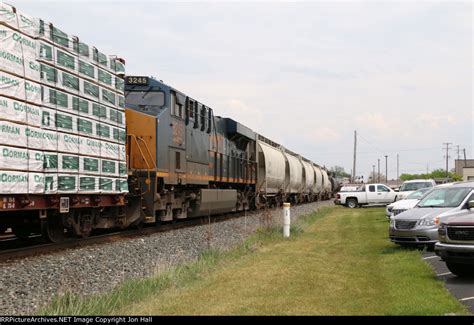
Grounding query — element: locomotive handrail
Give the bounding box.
[127,134,157,195]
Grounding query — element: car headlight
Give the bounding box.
[417,218,436,227]
[438,223,447,241]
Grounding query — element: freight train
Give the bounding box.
[1,75,335,242]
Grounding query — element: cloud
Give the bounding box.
[416,113,456,128]
[307,127,342,142]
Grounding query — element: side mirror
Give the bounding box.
[468,200,474,209]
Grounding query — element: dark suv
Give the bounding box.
[435,201,474,277]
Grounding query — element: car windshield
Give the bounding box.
[400,182,433,191]
[417,187,471,208]
[406,188,431,200]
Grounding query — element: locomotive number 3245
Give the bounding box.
[125,76,149,86]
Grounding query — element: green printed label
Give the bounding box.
[44,176,55,191]
[41,64,57,83]
[41,110,52,127]
[0,50,23,65]
[102,89,115,106]
[102,160,116,174]
[62,155,79,170]
[2,148,28,160]
[99,177,113,191]
[119,163,126,176]
[84,157,99,172]
[12,32,36,51]
[84,81,99,99]
[0,74,20,86]
[52,26,69,47]
[13,101,40,116]
[113,128,126,143]
[92,103,107,118]
[79,60,95,78]
[77,42,89,57]
[57,50,75,70]
[0,173,27,183]
[109,109,118,122]
[78,118,93,134]
[62,72,79,91]
[55,112,73,130]
[39,43,53,61]
[115,77,124,92]
[0,124,20,135]
[97,124,110,138]
[58,176,76,191]
[72,96,89,113]
[43,153,58,169]
[98,69,112,85]
[80,176,96,190]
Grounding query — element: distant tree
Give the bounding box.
[330,166,351,178]
[400,169,462,181]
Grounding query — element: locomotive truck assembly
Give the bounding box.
[0,2,336,243]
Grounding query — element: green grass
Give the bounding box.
[40,206,469,315]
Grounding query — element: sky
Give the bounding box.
[10,0,473,180]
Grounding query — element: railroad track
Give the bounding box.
[0,206,277,263]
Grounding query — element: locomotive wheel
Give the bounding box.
[42,214,66,243]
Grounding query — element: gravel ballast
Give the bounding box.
[0,201,334,315]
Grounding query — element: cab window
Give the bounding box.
[377,185,390,192]
[369,185,375,192]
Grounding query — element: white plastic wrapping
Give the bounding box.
[0,120,27,147]
[0,3,18,29]
[0,70,25,100]
[26,126,58,151]
[0,96,41,127]
[0,170,28,194]
[58,132,79,154]
[28,172,44,193]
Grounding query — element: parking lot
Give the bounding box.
[423,252,474,313]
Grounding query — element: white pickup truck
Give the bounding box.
[335,183,397,208]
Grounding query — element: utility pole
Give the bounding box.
[464,148,467,167]
[377,159,380,183]
[385,155,388,184]
[372,165,375,183]
[456,145,460,160]
[443,143,452,178]
[396,154,399,186]
[352,130,357,183]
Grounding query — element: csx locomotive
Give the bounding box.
[124,76,333,223]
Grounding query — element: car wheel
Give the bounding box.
[446,262,474,277]
[346,198,357,208]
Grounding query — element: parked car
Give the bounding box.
[435,203,474,277]
[385,187,432,219]
[335,183,397,208]
[389,182,474,248]
[396,179,436,201]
